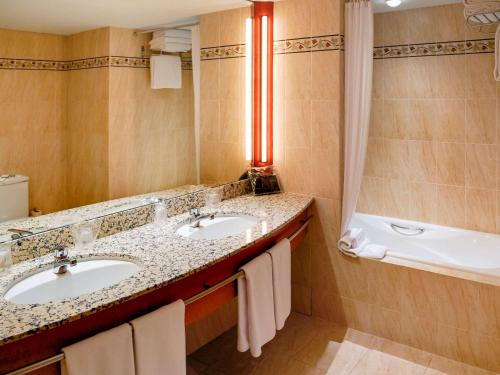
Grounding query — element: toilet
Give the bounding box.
[0,175,29,223]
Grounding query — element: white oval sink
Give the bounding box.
[176,214,258,240]
[4,259,140,305]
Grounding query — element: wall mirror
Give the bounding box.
[0,0,255,242]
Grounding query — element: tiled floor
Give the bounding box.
[187,313,498,374]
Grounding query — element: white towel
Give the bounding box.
[61,324,135,375]
[130,300,186,375]
[495,24,500,81]
[150,36,191,45]
[338,228,365,257]
[237,253,276,357]
[150,42,192,53]
[153,29,191,39]
[150,55,182,89]
[358,243,387,259]
[266,239,291,330]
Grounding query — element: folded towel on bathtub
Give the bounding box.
[358,243,387,259]
[338,228,365,257]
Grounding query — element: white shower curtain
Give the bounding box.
[340,0,373,237]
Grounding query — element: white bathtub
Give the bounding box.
[350,213,500,277]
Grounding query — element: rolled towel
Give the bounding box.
[154,29,191,39]
[358,243,387,259]
[338,228,365,257]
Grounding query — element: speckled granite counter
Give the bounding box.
[0,193,313,346]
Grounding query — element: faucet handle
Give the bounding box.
[54,245,68,259]
[190,207,201,217]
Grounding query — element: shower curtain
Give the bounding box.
[340,0,373,237]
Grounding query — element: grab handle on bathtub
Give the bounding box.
[390,223,425,236]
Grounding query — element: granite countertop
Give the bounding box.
[0,193,313,346]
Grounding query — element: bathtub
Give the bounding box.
[350,213,500,277]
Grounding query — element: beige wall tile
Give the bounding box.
[285,52,312,100]
[434,99,466,142]
[312,51,339,100]
[466,188,497,233]
[408,140,437,183]
[465,144,497,189]
[384,139,410,179]
[358,177,385,215]
[384,178,410,218]
[466,54,496,99]
[383,99,409,139]
[200,12,220,48]
[466,99,496,144]
[311,0,342,36]
[407,100,435,141]
[383,58,409,99]
[382,10,409,46]
[364,138,385,178]
[436,142,465,185]
[284,0,311,39]
[436,184,466,228]
[408,182,437,222]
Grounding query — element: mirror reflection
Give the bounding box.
[0,1,250,240]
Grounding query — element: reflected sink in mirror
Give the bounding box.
[4,259,141,305]
[176,214,258,240]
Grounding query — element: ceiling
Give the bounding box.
[0,0,248,35]
[373,0,462,13]
[0,0,464,35]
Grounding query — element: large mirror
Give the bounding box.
[0,0,251,241]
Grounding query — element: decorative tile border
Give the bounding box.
[274,34,344,54]
[0,54,193,71]
[201,44,246,61]
[374,38,495,59]
[200,34,345,61]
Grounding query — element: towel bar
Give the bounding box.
[5,217,311,375]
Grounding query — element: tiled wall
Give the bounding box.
[199,7,250,185]
[272,0,345,320]
[0,29,68,214]
[359,3,500,234]
[0,27,196,212]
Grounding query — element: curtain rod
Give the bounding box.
[5,217,311,375]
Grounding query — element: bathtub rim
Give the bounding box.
[352,212,500,287]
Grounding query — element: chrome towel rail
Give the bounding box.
[5,217,311,375]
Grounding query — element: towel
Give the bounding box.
[149,42,192,53]
[150,36,191,45]
[266,239,291,330]
[61,324,135,375]
[338,228,365,257]
[495,25,500,81]
[130,300,186,375]
[237,253,276,357]
[150,55,182,89]
[358,243,387,259]
[153,29,191,39]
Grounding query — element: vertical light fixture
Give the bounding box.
[260,15,268,163]
[252,2,273,167]
[245,18,253,162]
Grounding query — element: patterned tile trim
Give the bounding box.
[274,34,344,54]
[0,55,193,71]
[200,34,345,61]
[201,44,246,61]
[374,38,495,59]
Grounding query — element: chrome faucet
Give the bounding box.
[53,245,77,275]
[188,208,215,228]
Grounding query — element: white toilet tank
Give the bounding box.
[0,175,29,223]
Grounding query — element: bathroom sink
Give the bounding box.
[4,259,140,305]
[176,214,258,240]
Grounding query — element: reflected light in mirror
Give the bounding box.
[261,15,268,163]
[245,18,253,162]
